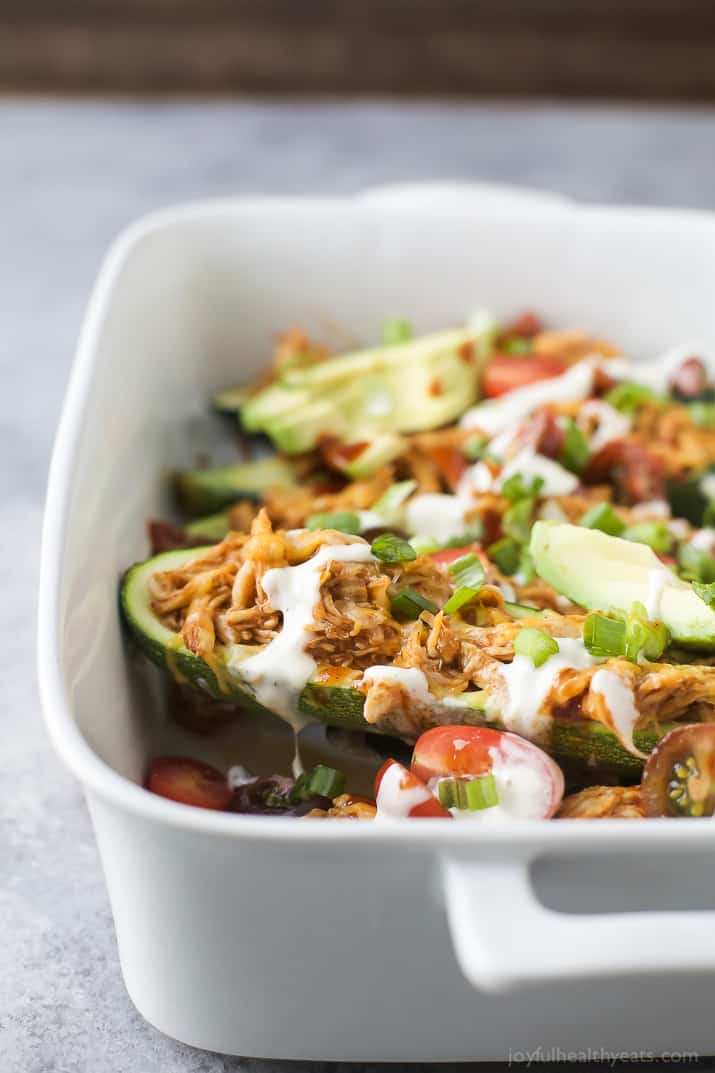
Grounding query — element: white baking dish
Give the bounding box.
[38,183,715,1061]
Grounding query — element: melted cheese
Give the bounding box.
[235,541,374,732]
[499,638,599,740]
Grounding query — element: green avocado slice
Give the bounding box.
[240,327,490,453]
[121,546,671,775]
[530,521,715,649]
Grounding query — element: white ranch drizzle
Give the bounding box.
[446,740,554,823]
[590,669,644,758]
[498,638,599,741]
[497,448,578,497]
[374,760,433,819]
[691,527,715,555]
[646,566,677,621]
[234,541,375,744]
[700,475,715,503]
[631,499,671,519]
[404,492,473,545]
[577,399,632,452]
[459,358,599,434]
[611,341,715,394]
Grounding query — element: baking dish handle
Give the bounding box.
[443,857,715,993]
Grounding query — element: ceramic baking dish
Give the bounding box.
[38,183,715,1061]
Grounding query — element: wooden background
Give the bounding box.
[3,0,715,99]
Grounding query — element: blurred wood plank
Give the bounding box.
[2,2,715,98]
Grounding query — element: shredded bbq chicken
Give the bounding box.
[558,785,644,819]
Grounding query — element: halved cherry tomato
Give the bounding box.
[374,759,451,818]
[429,543,488,569]
[147,756,232,811]
[481,354,567,399]
[411,726,564,819]
[670,357,708,400]
[503,310,544,340]
[422,444,468,492]
[641,724,715,818]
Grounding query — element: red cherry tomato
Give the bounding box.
[482,354,567,399]
[147,756,232,811]
[429,543,488,569]
[411,726,564,819]
[374,759,451,818]
[504,311,544,339]
[641,724,715,818]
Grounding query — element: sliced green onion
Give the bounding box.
[410,533,440,555]
[371,532,417,563]
[391,585,439,620]
[514,627,559,668]
[306,511,361,535]
[688,402,715,429]
[693,581,715,608]
[605,380,662,414]
[502,338,532,355]
[623,521,673,554]
[382,318,413,345]
[503,497,535,544]
[437,775,499,811]
[579,502,626,537]
[678,542,715,584]
[501,472,545,503]
[448,551,486,590]
[371,479,417,519]
[291,764,346,802]
[487,536,522,575]
[558,420,590,475]
[462,435,489,462]
[583,612,627,657]
[443,586,480,614]
[625,601,668,662]
[504,601,547,619]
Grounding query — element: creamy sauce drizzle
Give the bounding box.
[499,638,599,741]
[460,359,598,434]
[645,566,677,621]
[497,448,578,497]
[590,669,644,758]
[578,399,632,452]
[234,541,375,735]
[405,492,473,544]
[374,761,432,819]
[691,527,715,555]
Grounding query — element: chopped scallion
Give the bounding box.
[410,534,440,555]
[558,420,590,475]
[583,612,627,658]
[579,502,626,537]
[504,601,547,619]
[306,511,361,535]
[382,318,413,345]
[448,551,486,590]
[605,380,662,414]
[503,496,536,544]
[391,586,439,620]
[623,521,673,554]
[371,532,417,563]
[371,479,417,519]
[513,627,559,668]
[502,338,532,355]
[291,764,346,802]
[437,775,499,811]
[501,472,545,504]
[678,542,715,584]
[487,536,522,575]
[443,586,480,614]
[462,435,489,462]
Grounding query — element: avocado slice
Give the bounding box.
[240,328,489,454]
[121,546,671,773]
[530,521,715,649]
[174,455,297,516]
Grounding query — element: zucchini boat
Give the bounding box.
[174,455,298,516]
[121,548,668,777]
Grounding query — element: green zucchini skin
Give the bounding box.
[174,456,298,516]
[121,549,669,774]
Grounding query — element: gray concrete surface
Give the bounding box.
[3,99,715,1073]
